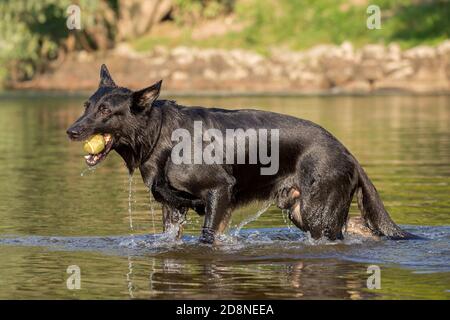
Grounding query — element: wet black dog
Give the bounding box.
[67,65,416,243]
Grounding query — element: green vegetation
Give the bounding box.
[173,0,235,22]
[240,0,449,49]
[132,0,449,54]
[0,0,448,86]
[0,0,116,84]
[0,1,70,82]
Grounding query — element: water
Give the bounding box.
[128,175,134,232]
[0,94,448,299]
[231,202,272,236]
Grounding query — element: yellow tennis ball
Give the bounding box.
[83,135,106,155]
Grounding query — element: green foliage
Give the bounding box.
[0,1,61,82]
[132,0,449,55]
[381,0,450,47]
[235,0,449,50]
[0,0,108,85]
[173,0,235,22]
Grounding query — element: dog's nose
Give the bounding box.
[66,128,80,139]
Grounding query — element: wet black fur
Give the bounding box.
[67,65,417,243]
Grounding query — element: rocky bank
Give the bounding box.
[11,41,450,94]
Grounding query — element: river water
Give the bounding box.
[0,94,448,299]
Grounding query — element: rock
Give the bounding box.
[340,41,354,59]
[342,80,372,93]
[9,41,450,94]
[383,60,414,79]
[437,40,450,59]
[386,43,402,61]
[320,44,356,86]
[361,44,386,60]
[171,71,188,81]
[323,61,354,86]
[114,43,143,59]
[387,65,414,80]
[355,60,384,81]
[77,51,94,62]
[403,45,436,60]
[203,69,217,80]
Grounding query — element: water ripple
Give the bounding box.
[1,225,448,273]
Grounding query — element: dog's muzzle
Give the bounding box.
[84,134,114,166]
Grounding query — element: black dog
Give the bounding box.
[67,65,416,243]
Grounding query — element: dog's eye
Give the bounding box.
[98,104,111,116]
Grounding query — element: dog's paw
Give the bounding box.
[199,227,216,244]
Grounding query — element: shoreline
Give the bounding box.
[2,89,450,99]
[7,41,450,94]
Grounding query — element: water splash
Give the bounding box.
[126,255,134,298]
[147,192,157,297]
[128,174,134,231]
[1,225,448,272]
[80,166,96,177]
[127,174,136,247]
[281,209,293,232]
[231,202,272,236]
[160,224,183,242]
[149,259,155,297]
[148,193,156,234]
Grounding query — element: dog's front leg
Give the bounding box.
[162,204,187,239]
[200,186,233,244]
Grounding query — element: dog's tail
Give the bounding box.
[356,165,420,240]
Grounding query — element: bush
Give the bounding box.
[0,0,115,85]
[173,0,235,23]
[235,0,449,51]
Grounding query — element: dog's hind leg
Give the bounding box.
[299,187,351,240]
[297,154,357,240]
[162,204,187,239]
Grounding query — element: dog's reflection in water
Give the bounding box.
[134,258,376,299]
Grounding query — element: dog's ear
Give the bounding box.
[99,64,116,87]
[133,80,162,109]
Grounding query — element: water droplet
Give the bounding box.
[126,255,134,298]
[128,174,135,246]
[128,174,134,231]
[281,209,293,232]
[80,166,96,177]
[232,202,272,236]
[148,193,156,235]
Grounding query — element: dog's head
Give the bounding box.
[66,64,162,167]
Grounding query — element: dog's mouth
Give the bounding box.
[84,134,114,167]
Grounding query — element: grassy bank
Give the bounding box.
[131,0,450,54]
